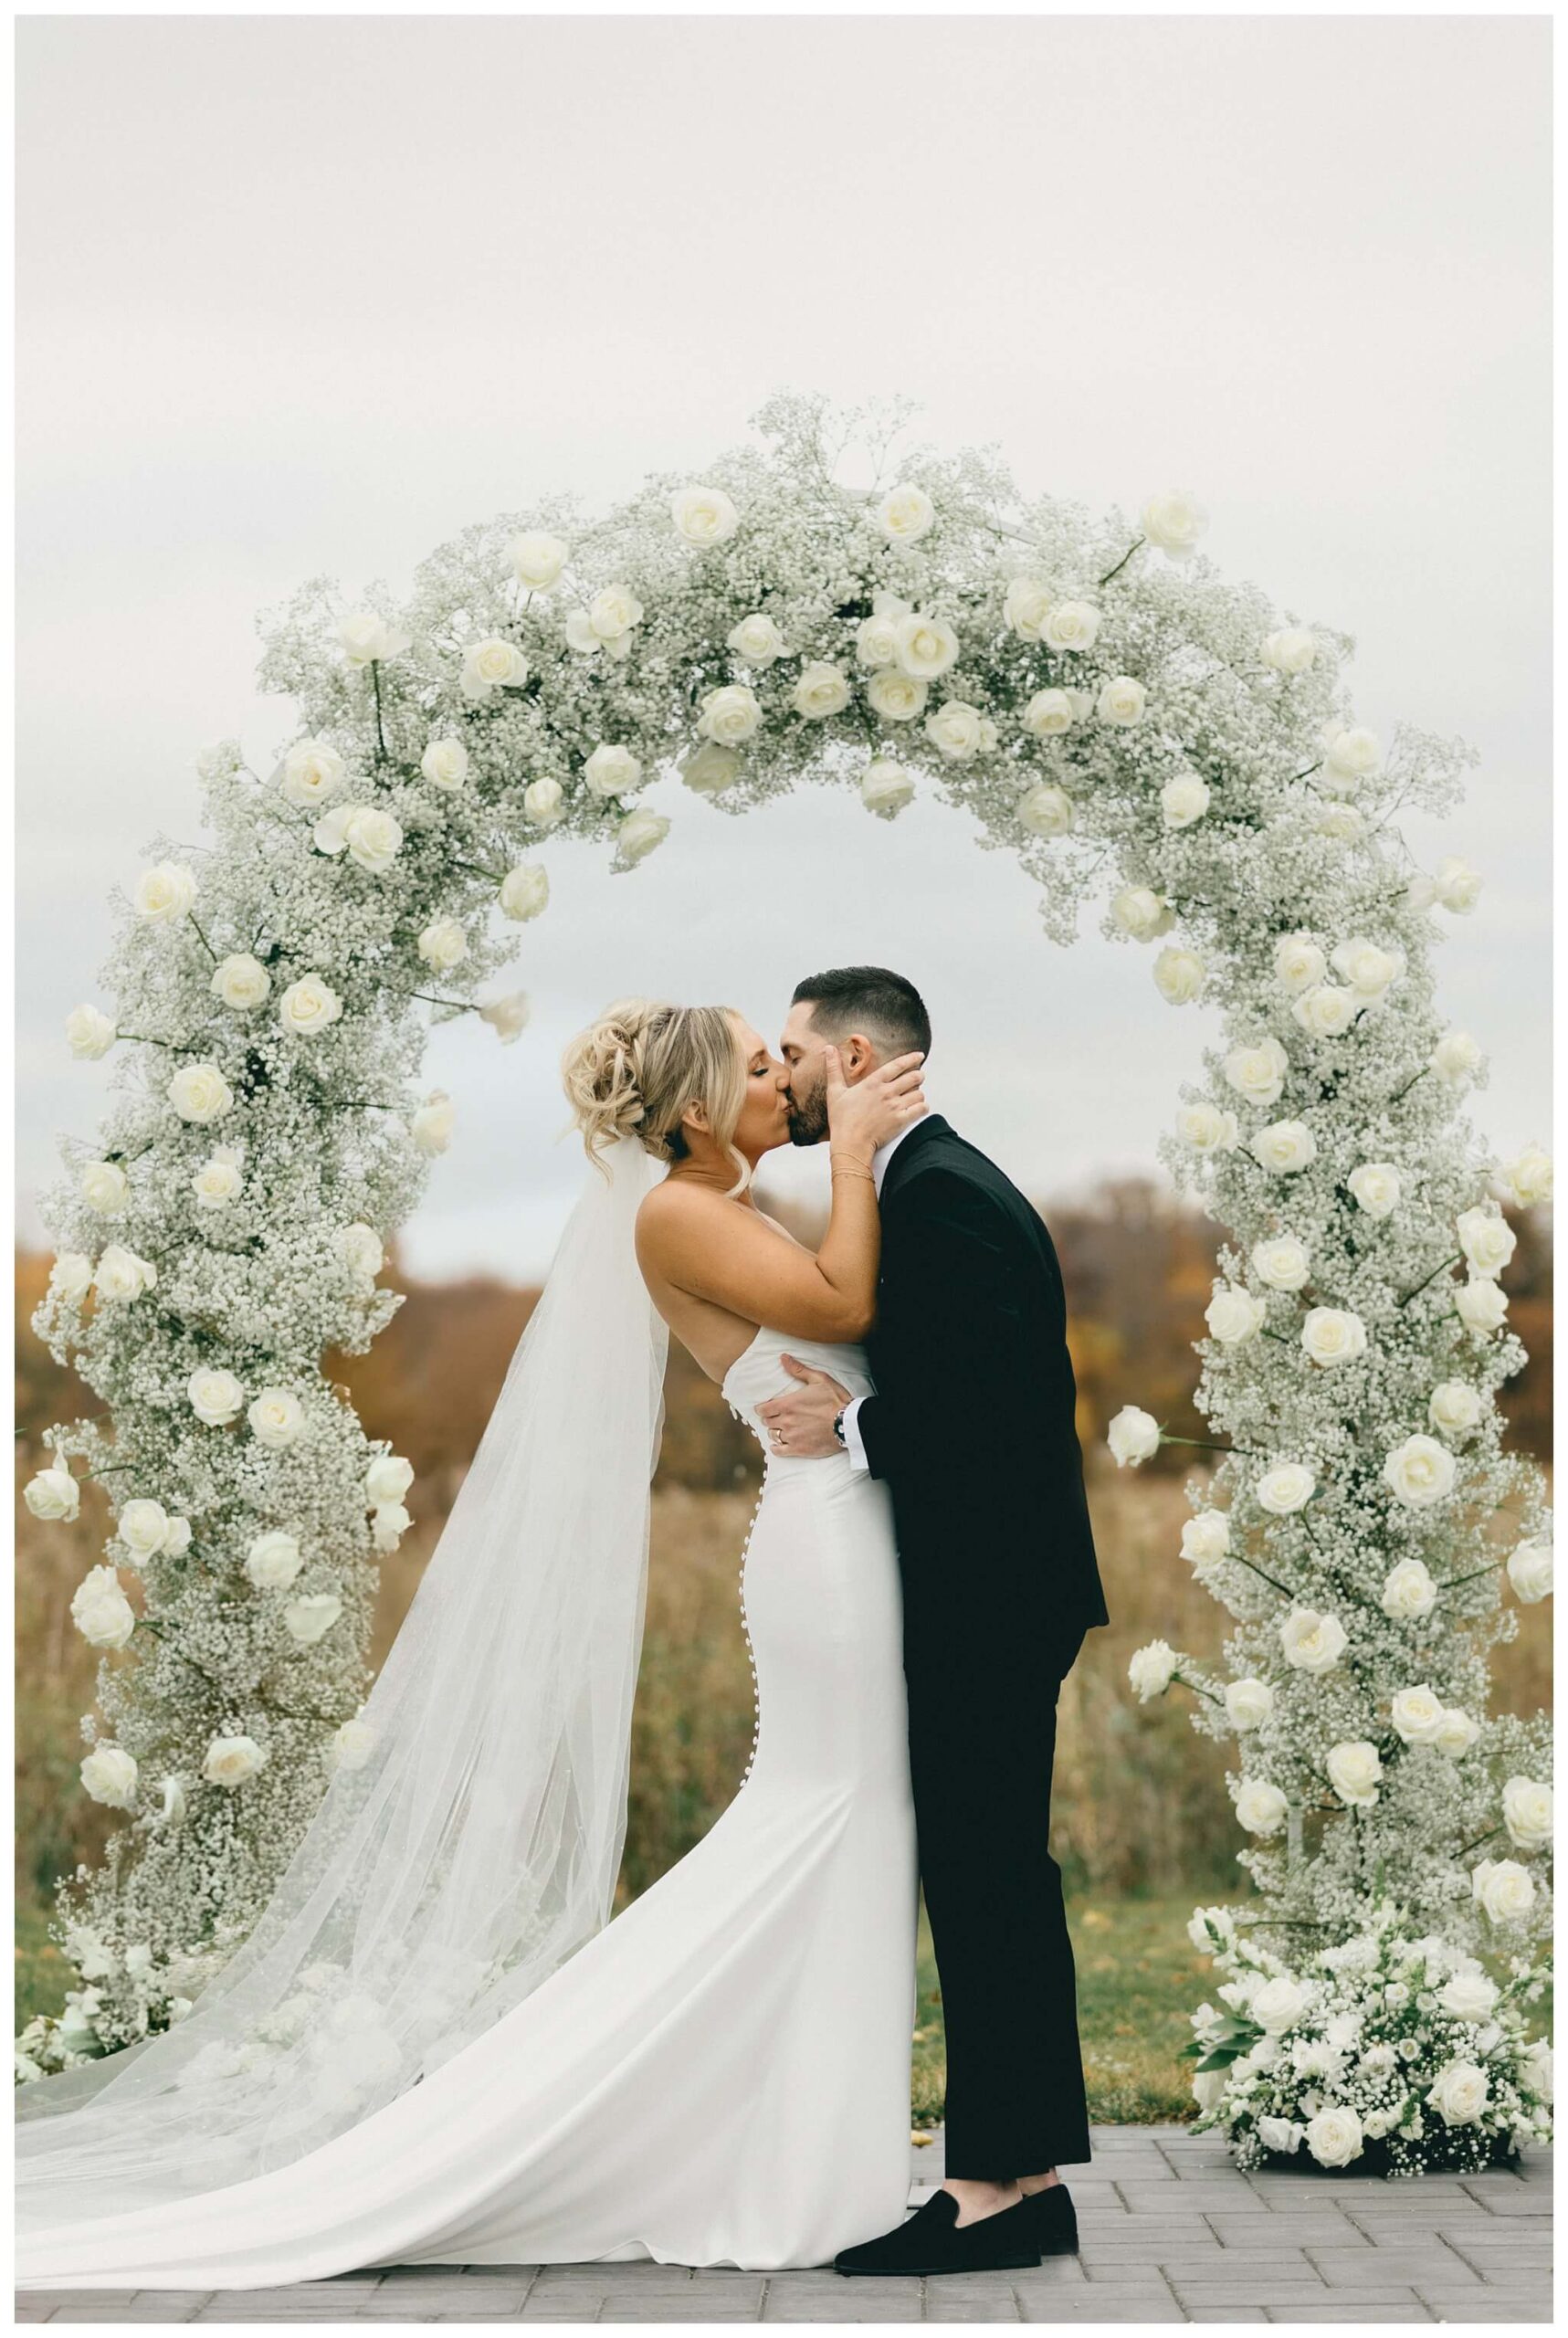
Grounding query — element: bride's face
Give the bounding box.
[727,1016,794,1162]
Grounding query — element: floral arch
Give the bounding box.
[22,394,1552,2171]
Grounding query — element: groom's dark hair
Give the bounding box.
[792,966,931,1060]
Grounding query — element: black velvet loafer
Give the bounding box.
[834,2185,1043,2276]
[1020,2181,1079,2254]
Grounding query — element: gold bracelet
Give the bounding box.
[830,1153,876,1182]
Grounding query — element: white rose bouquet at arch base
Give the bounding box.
[20,394,1551,2175]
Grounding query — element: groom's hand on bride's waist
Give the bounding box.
[757,1357,851,1459]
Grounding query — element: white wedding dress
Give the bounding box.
[17,1325,920,2288]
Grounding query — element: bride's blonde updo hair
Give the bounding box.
[562,998,749,1185]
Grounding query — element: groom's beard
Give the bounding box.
[785,1079,829,1147]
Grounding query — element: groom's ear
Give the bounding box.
[838,1032,878,1082]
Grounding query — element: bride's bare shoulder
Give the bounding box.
[636,1176,728,1258]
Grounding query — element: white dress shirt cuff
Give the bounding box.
[839,1395,871,1475]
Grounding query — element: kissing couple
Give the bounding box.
[17,965,1110,2291]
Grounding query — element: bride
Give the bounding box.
[16,998,931,2288]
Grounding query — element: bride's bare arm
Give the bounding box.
[637,1050,924,1343]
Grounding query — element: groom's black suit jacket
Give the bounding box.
[856,1115,1110,1654]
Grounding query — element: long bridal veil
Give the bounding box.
[17,1136,668,2231]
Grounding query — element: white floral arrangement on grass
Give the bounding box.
[20,394,1552,2161]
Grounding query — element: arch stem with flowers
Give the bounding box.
[20,393,1552,2170]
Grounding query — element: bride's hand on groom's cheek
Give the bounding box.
[757,1357,850,1459]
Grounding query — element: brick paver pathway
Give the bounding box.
[16,2124,1551,2322]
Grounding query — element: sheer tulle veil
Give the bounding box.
[16,1135,668,2230]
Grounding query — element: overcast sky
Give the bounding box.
[16,13,1552,1280]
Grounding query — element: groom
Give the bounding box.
[762,966,1110,2276]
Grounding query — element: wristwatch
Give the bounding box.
[832,1408,848,1449]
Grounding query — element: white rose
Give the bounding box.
[858,758,916,819]
[1017,784,1075,838]
[857,595,909,666]
[1250,1120,1318,1174]
[80,1745,139,1808]
[1492,1143,1552,1210]
[1152,945,1205,1006]
[1097,675,1147,726]
[283,1594,342,1646]
[79,1159,128,1216]
[1345,1162,1400,1218]
[70,1565,136,1650]
[1021,688,1079,738]
[726,612,785,667]
[336,610,410,667]
[279,974,344,1035]
[479,990,531,1044]
[245,1531,303,1590]
[332,1717,377,1772]
[117,1498,173,1559]
[1273,932,1327,993]
[1252,1237,1310,1291]
[248,1387,305,1450]
[25,1465,80,1522]
[1434,856,1483,913]
[670,484,739,546]
[419,737,469,792]
[1435,1707,1481,1756]
[1520,2042,1553,2101]
[338,1220,383,1278]
[1428,1381,1483,1438]
[1301,1308,1368,1367]
[1192,2065,1229,2113]
[412,1089,455,1153]
[585,583,644,651]
[1003,577,1052,640]
[132,860,198,922]
[1454,1277,1509,1333]
[167,1061,234,1125]
[311,804,353,857]
[1380,1559,1437,1621]
[460,637,529,697]
[1161,773,1211,828]
[680,742,742,798]
[1224,1036,1289,1108]
[1142,489,1208,559]
[1383,1434,1458,1510]
[497,863,549,924]
[1472,1859,1536,1925]
[1225,1678,1273,1732]
[792,661,851,720]
[416,920,468,974]
[874,483,935,542]
[697,684,762,746]
[1279,1607,1345,1673]
[1328,1741,1384,1807]
[371,1501,412,1552]
[1305,2107,1363,2167]
[1234,1778,1289,1836]
[1506,1535,1552,1604]
[616,809,670,865]
[93,1244,157,1303]
[365,1454,415,1507]
[924,700,984,762]
[893,613,960,681]
[1456,1206,1516,1280]
[48,1251,94,1301]
[510,530,567,591]
[1321,725,1382,791]
[203,1734,267,1788]
[342,806,404,874]
[1111,886,1174,941]
[1205,1286,1267,1346]
[65,1003,116,1058]
[187,1367,245,1427]
[1391,1684,1447,1745]
[1252,1976,1310,2033]
[866,668,928,721]
[1262,627,1317,675]
[1438,1972,1500,2021]
[210,954,270,1015]
[1128,1640,1179,1701]
[1108,1405,1161,1467]
[1292,985,1358,1038]
[1501,1777,1552,1854]
[1432,1028,1483,1085]
[1331,938,1405,1003]
[523,776,565,827]
[1176,1101,1239,1153]
[1182,1511,1231,1568]
[280,739,346,809]
[1258,2115,1305,2154]
[1427,2061,1490,2127]
[1042,598,1101,653]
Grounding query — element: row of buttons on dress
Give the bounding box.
[726,1396,767,1787]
